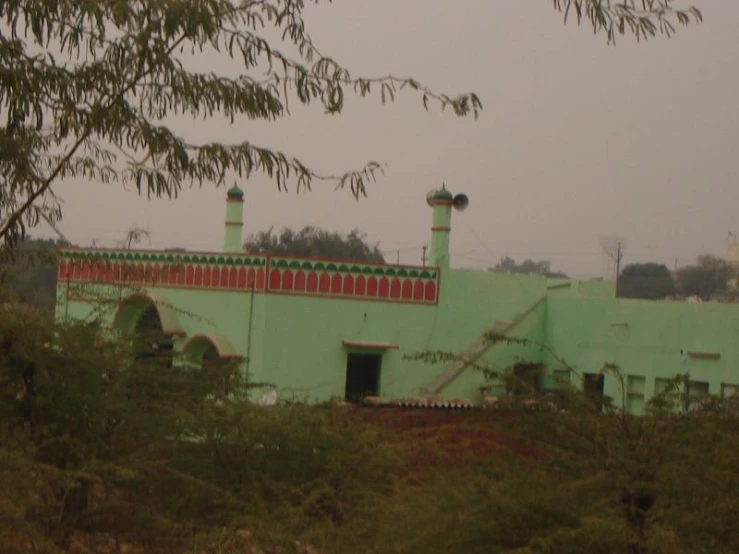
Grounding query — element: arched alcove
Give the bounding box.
[112,292,182,367]
[133,303,174,366]
[111,292,183,335]
[182,333,242,397]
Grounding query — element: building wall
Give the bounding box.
[248,268,551,403]
[545,295,739,411]
[55,247,739,411]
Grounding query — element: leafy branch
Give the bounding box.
[0,0,482,248]
[553,0,703,43]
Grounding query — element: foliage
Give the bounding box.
[489,256,568,279]
[245,225,384,262]
[675,255,734,300]
[553,0,702,43]
[0,297,393,552]
[373,394,739,554]
[4,292,739,553]
[0,0,485,249]
[0,236,68,311]
[618,262,676,300]
[405,333,739,554]
[0,1,702,249]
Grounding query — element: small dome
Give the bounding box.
[432,186,453,201]
[227,185,244,199]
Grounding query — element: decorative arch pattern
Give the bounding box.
[59,250,440,305]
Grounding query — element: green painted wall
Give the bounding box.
[245,268,550,402]
[55,244,739,411]
[545,296,739,410]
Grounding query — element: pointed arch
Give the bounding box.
[111,292,185,336]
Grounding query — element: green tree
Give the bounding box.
[675,255,734,301]
[0,237,69,311]
[490,256,568,278]
[245,225,384,263]
[0,0,483,250]
[618,262,676,300]
[0,1,701,249]
[404,335,739,554]
[0,299,393,552]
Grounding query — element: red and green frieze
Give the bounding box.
[58,249,439,304]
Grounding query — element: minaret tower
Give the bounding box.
[427,185,469,269]
[223,185,245,253]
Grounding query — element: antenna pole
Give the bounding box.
[615,241,623,297]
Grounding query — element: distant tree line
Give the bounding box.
[244,226,384,263]
[619,255,736,301]
[487,254,737,302]
[489,256,568,279]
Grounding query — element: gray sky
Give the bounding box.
[38,1,739,278]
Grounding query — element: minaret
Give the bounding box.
[223,185,244,253]
[428,186,454,269]
[427,185,468,269]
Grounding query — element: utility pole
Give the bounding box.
[614,242,623,297]
[602,240,624,296]
[422,245,427,267]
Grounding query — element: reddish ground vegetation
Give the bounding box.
[341,406,543,476]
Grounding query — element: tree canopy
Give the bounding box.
[244,225,384,262]
[618,262,676,300]
[0,300,394,552]
[489,256,568,279]
[0,236,68,311]
[675,255,734,301]
[404,333,739,554]
[0,0,483,250]
[0,0,701,249]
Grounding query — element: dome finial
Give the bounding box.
[227,183,244,199]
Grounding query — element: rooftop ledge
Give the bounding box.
[58,247,438,276]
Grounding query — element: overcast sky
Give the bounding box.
[37,1,739,278]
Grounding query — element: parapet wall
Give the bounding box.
[57,248,440,305]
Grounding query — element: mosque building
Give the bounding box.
[56,187,739,411]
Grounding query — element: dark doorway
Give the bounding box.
[510,362,544,396]
[345,353,381,402]
[134,304,173,367]
[583,373,605,397]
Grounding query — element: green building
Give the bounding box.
[55,186,739,412]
